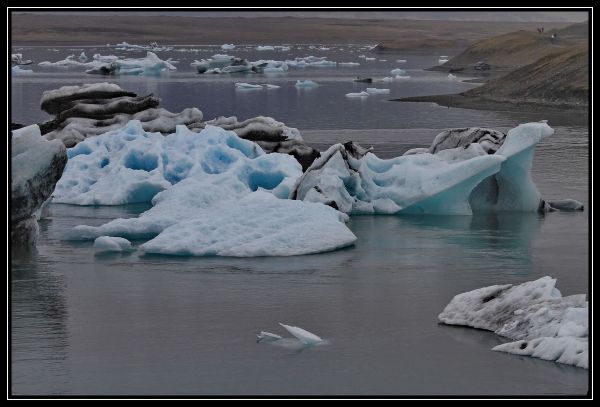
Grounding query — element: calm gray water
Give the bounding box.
[11,44,589,396]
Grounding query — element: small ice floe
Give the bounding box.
[93,236,133,252]
[346,91,369,97]
[365,57,376,61]
[257,323,327,350]
[439,58,449,64]
[79,52,88,63]
[396,59,407,63]
[295,80,319,88]
[448,73,458,80]
[338,62,360,67]
[235,82,264,90]
[547,199,584,211]
[366,88,390,94]
[256,45,275,51]
[358,54,366,58]
[12,53,33,65]
[390,68,406,76]
[221,44,235,50]
[235,82,281,90]
[318,47,330,51]
[378,59,387,62]
[11,66,34,75]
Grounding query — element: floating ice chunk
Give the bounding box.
[256,45,275,51]
[263,84,281,89]
[256,331,283,343]
[439,58,449,64]
[365,57,376,61]
[279,323,324,346]
[390,68,406,75]
[338,62,360,67]
[79,52,88,62]
[448,73,458,80]
[12,53,33,65]
[221,43,235,50]
[93,236,133,252]
[258,323,326,348]
[378,59,387,62]
[396,59,407,63]
[394,75,411,79]
[139,191,356,257]
[235,82,264,89]
[38,54,82,67]
[345,91,369,97]
[11,66,34,75]
[547,199,584,211]
[366,88,390,94]
[439,277,588,369]
[295,80,319,88]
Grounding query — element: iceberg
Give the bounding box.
[39,83,203,147]
[39,52,176,76]
[11,66,34,75]
[439,277,588,369]
[137,191,356,257]
[11,125,68,247]
[285,56,335,68]
[12,53,33,65]
[396,59,407,63]
[390,68,407,75]
[221,43,235,50]
[79,51,88,63]
[54,120,301,206]
[403,123,557,213]
[256,45,275,51]
[338,62,360,67]
[345,91,369,97]
[93,236,133,252]
[365,88,390,95]
[439,58,449,64]
[258,323,328,350]
[291,141,504,215]
[295,80,320,88]
[203,116,320,170]
[59,124,356,257]
[448,73,458,80]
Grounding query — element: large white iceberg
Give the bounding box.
[439,277,588,369]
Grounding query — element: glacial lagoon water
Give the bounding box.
[10,44,589,395]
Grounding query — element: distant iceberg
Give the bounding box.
[345,91,369,97]
[11,65,34,75]
[295,80,320,88]
[390,68,406,76]
[39,52,177,76]
[439,276,588,369]
[338,62,360,67]
[366,88,390,94]
[221,43,235,50]
[256,45,275,51]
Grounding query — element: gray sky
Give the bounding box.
[15,10,589,22]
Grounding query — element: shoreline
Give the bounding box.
[394,94,589,115]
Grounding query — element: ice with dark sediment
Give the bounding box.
[439,276,588,369]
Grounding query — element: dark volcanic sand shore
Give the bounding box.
[395,94,589,116]
[10,13,571,47]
